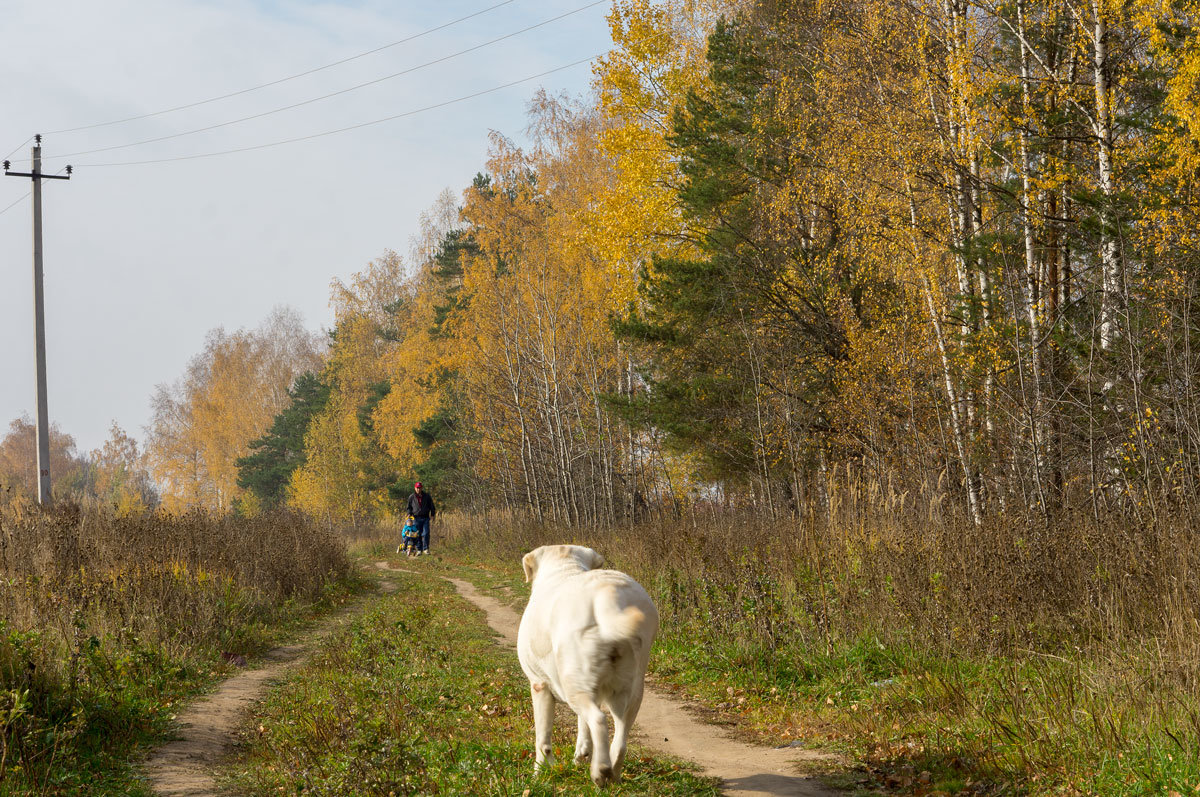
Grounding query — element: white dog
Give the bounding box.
[517,544,659,786]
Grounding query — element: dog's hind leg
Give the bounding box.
[531,682,556,772]
[608,682,644,781]
[574,711,592,764]
[572,694,613,786]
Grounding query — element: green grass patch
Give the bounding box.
[225,566,719,796]
[637,619,1200,795]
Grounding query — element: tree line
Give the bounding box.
[0,417,156,512]
[123,0,1200,525]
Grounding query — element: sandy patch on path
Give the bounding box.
[383,561,839,797]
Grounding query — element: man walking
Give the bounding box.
[406,481,436,556]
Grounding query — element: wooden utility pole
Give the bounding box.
[5,135,71,505]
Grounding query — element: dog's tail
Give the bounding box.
[601,605,647,641]
[595,587,658,644]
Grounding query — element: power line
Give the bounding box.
[75,55,600,168]
[43,0,606,163]
[3,136,34,162]
[0,167,69,219]
[0,190,29,218]
[45,0,519,136]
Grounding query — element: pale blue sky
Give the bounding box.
[0,0,613,453]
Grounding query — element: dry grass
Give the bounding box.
[435,482,1200,793]
[0,502,353,794]
[440,498,1200,661]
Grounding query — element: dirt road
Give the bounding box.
[144,564,836,796]
[143,589,389,796]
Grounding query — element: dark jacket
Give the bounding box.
[406,491,436,519]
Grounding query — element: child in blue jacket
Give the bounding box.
[400,515,420,557]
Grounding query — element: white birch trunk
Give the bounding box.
[1017,0,1047,502]
[924,280,984,526]
[1092,0,1120,349]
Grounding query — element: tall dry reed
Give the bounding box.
[439,478,1200,689]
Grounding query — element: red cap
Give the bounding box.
[414,482,422,489]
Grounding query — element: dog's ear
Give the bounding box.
[589,549,605,570]
[522,550,539,583]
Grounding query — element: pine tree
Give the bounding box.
[236,372,330,509]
